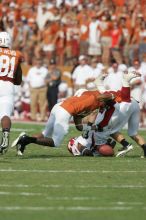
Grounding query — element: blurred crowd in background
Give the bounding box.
[1,0,146,65]
[0,0,146,126]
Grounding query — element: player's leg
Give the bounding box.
[127,100,146,157]
[11,106,57,155]
[51,106,71,147]
[0,97,14,154]
[111,132,133,157]
[130,134,146,158]
[0,116,11,154]
[127,101,146,157]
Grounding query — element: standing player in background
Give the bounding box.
[0,32,23,154]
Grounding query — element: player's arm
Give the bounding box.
[73,115,83,131]
[73,111,98,131]
[97,93,115,102]
[14,63,22,85]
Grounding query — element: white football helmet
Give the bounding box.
[0,32,12,48]
[67,138,81,156]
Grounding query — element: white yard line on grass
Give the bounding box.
[0,184,145,189]
[0,169,146,173]
[0,206,135,211]
[11,128,35,132]
[0,193,144,205]
[0,191,42,196]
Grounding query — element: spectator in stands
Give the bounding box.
[46,58,61,112]
[130,13,144,64]
[100,9,112,66]
[78,11,89,56]
[26,58,48,121]
[55,21,66,65]
[72,55,92,92]
[88,13,101,60]
[36,2,54,31]
[119,16,133,65]
[104,61,123,91]
[110,21,123,64]
[71,19,80,61]
[85,58,104,90]
[64,13,75,65]
[41,19,59,64]
[57,81,69,103]
[26,19,42,60]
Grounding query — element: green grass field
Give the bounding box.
[0,122,146,220]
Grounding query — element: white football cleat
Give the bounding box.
[123,71,141,83]
[116,144,133,157]
[140,155,146,159]
[11,132,26,148]
[17,148,23,156]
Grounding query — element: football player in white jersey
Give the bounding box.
[0,32,23,154]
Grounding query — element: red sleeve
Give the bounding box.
[104,87,131,103]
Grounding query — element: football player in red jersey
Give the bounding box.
[0,32,23,154]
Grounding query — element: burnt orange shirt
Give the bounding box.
[61,87,130,116]
[0,48,23,83]
[16,0,38,6]
[112,0,125,6]
[100,21,113,37]
[61,91,102,115]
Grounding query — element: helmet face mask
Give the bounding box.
[0,32,12,48]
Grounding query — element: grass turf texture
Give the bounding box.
[0,122,146,220]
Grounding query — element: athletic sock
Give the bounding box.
[120,139,130,148]
[141,144,146,156]
[2,128,10,132]
[27,136,37,144]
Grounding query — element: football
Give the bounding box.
[98,144,114,156]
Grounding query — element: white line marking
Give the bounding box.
[0,191,144,207]
[0,206,134,211]
[0,191,42,196]
[0,184,145,189]
[43,184,146,188]
[0,184,30,188]
[11,128,35,132]
[114,202,143,205]
[2,193,142,202]
[0,169,146,173]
